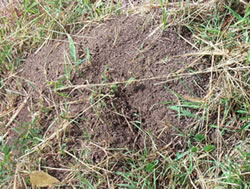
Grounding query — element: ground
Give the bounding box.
[13,12,208,178]
[0,0,249,188]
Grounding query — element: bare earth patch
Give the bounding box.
[9,13,210,185]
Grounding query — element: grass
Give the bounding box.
[0,0,249,188]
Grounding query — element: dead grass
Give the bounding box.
[0,0,249,188]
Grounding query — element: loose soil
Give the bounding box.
[7,12,210,185]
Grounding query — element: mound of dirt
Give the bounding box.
[11,13,209,172]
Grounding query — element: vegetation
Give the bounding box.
[0,0,249,188]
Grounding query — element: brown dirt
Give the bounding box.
[70,15,207,151]
[7,12,210,184]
